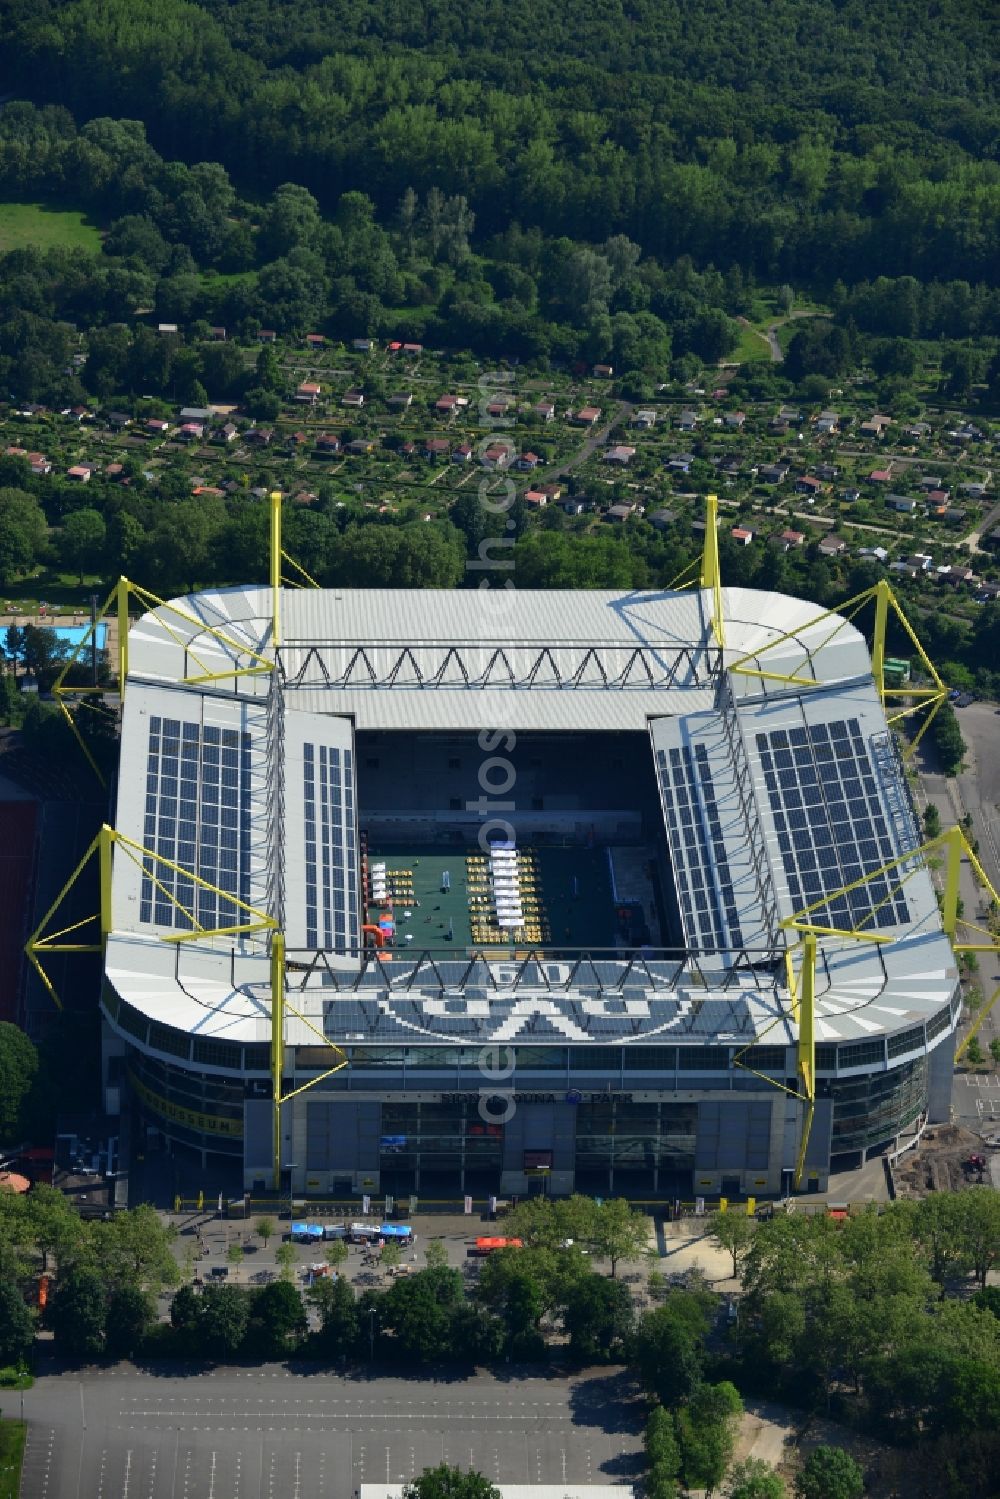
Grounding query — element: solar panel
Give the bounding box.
[140,715,252,930]
[755,716,909,930]
[303,742,359,951]
[658,745,743,951]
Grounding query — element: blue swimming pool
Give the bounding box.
[51,623,108,650]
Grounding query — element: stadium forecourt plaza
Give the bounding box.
[92,568,961,1205]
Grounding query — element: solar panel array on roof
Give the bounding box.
[756,716,909,931]
[303,742,359,949]
[140,715,251,929]
[657,745,744,952]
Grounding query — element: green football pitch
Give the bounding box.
[365,843,616,953]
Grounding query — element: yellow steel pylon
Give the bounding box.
[795,934,817,1188]
[725,577,947,759]
[270,490,282,649]
[266,929,348,1188]
[25,823,278,1010]
[700,493,725,648]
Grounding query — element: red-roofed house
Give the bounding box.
[573,406,601,426]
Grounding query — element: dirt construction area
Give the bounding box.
[891,1122,994,1197]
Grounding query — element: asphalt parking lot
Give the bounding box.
[19,1365,643,1499]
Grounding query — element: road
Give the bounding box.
[917,701,1000,1122]
[18,1366,643,1499]
[550,401,633,479]
[761,308,831,363]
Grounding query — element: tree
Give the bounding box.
[307,1275,359,1355]
[424,1239,448,1270]
[726,1458,786,1499]
[379,1265,469,1364]
[0,488,47,588]
[915,1192,968,1285]
[91,1204,179,1292]
[990,1039,1000,1068]
[929,701,966,776]
[170,1284,201,1339]
[18,625,70,692]
[708,1209,756,1280]
[967,1037,986,1066]
[227,1242,244,1280]
[0,1280,34,1366]
[0,1022,38,1141]
[588,1198,649,1277]
[247,1280,306,1357]
[255,1217,274,1249]
[325,1238,348,1272]
[645,1404,681,1470]
[562,1273,632,1361]
[403,1465,500,1499]
[199,1283,250,1359]
[645,1406,681,1499]
[956,1188,1000,1290]
[57,507,107,582]
[675,1380,743,1494]
[104,1285,154,1358]
[47,1267,106,1359]
[381,1239,403,1272]
[275,1241,296,1282]
[629,1294,714,1407]
[794,1446,863,1499]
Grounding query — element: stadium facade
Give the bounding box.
[94,563,959,1201]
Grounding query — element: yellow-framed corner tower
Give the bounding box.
[27,493,344,1190]
[698,501,997,1179]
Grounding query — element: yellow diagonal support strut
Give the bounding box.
[700,493,725,648]
[794,934,817,1189]
[270,490,282,650]
[26,824,277,1011]
[271,930,285,1190]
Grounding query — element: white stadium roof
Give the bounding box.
[104,584,957,1061]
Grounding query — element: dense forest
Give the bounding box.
[0,0,997,399]
[3,0,998,283]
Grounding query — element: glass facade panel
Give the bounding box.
[575,1099,697,1195]
[828,1057,927,1151]
[378,1101,502,1195]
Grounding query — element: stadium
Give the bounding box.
[34,503,966,1203]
